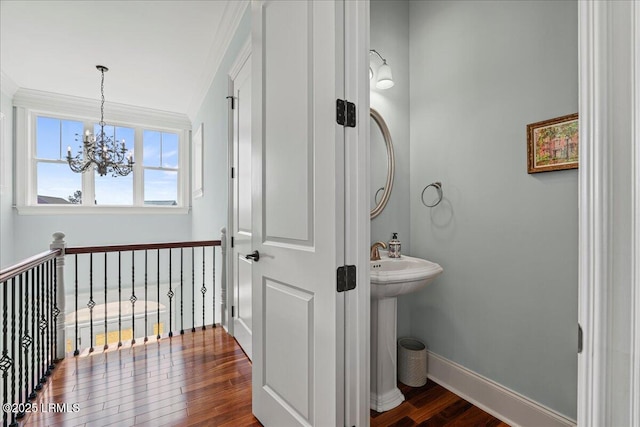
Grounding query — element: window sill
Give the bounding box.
[15,205,190,216]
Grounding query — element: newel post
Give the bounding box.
[220,227,227,327]
[50,232,66,360]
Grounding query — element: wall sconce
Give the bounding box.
[369,49,394,90]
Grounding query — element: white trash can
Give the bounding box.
[397,338,427,387]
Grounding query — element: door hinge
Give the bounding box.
[337,265,356,292]
[226,95,235,109]
[231,306,235,317]
[578,323,583,354]
[231,167,235,179]
[336,99,356,127]
[231,236,234,248]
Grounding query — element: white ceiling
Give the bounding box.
[0,0,247,119]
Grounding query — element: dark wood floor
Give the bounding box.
[21,326,507,426]
[371,381,509,427]
[22,326,260,427]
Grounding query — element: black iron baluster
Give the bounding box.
[53,258,59,364]
[104,253,108,350]
[9,278,17,427]
[212,246,216,328]
[35,264,43,391]
[168,249,173,337]
[201,247,206,330]
[44,262,50,376]
[44,261,51,377]
[17,275,25,420]
[156,249,160,340]
[191,247,195,332]
[131,251,136,345]
[28,269,35,401]
[144,250,148,343]
[180,248,184,335]
[38,263,46,387]
[118,251,122,347]
[88,253,95,353]
[74,254,79,356]
[1,279,9,427]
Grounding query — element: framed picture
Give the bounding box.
[192,123,203,198]
[527,113,579,173]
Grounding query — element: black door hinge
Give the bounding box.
[336,99,356,127]
[226,95,235,109]
[231,167,235,179]
[231,306,235,317]
[231,236,234,248]
[337,265,356,292]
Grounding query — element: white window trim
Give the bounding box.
[13,89,191,215]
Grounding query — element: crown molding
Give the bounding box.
[187,0,249,121]
[0,71,19,98]
[13,88,191,130]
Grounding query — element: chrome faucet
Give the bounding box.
[370,241,387,261]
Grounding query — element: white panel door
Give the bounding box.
[251,1,345,426]
[232,52,253,359]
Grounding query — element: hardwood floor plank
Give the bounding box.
[21,327,506,427]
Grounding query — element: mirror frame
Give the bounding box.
[370,108,395,219]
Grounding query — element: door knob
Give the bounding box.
[245,250,260,262]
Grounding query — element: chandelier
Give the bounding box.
[66,65,134,177]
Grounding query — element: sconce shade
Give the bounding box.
[376,60,394,89]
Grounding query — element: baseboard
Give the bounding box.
[426,351,576,427]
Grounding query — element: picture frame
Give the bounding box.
[192,123,203,198]
[527,113,579,174]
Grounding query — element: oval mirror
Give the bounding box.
[370,108,395,219]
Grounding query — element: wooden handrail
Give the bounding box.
[0,249,62,283]
[65,239,221,255]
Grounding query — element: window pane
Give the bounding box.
[37,162,82,204]
[143,130,161,167]
[95,172,133,205]
[37,117,60,159]
[61,120,83,158]
[162,132,179,168]
[37,117,82,160]
[144,169,177,206]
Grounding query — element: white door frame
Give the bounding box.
[226,37,252,336]
[577,1,640,426]
[344,0,370,426]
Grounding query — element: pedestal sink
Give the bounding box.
[370,250,443,412]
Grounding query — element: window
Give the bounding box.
[143,130,179,206]
[35,116,83,205]
[14,90,190,213]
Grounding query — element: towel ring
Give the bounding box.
[421,182,443,207]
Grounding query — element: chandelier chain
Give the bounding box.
[100,68,106,128]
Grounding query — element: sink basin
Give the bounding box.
[370,251,443,299]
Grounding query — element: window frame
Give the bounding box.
[14,89,191,215]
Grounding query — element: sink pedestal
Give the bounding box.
[370,297,404,412]
[369,251,443,412]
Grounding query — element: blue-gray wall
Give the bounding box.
[405,0,578,419]
[370,0,410,251]
[191,7,250,242]
[0,91,14,268]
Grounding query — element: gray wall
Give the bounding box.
[406,0,578,419]
[0,91,14,268]
[370,1,411,337]
[191,8,250,242]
